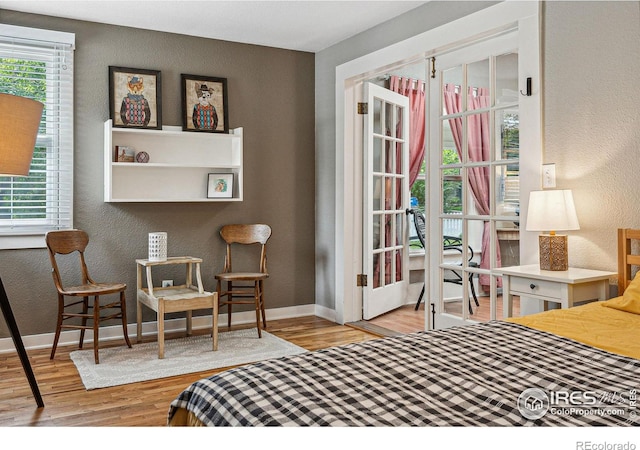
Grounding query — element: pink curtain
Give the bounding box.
[389,76,426,188]
[443,83,502,291]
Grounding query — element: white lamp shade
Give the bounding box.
[0,93,44,176]
[526,189,580,232]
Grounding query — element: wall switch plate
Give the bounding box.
[161,280,173,287]
[542,163,556,188]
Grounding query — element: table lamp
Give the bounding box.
[0,93,45,407]
[526,189,580,271]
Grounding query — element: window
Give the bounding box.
[0,25,74,249]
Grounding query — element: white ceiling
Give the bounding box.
[0,0,429,52]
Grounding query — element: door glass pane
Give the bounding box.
[384,177,393,210]
[467,59,489,111]
[373,253,381,289]
[442,168,462,215]
[373,175,382,211]
[373,97,383,135]
[467,113,490,163]
[373,136,383,172]
[373,213,382,250]
[384,213,392,246]
[441,264,463,319]
[385,101,395,137]
[395,212,403,246]
[396,178,403,210]
[442,120,461,164]
[496,53,518,105]
[495,108,519,161]
[395,249,403,282]
[384,250,393,285]
[495,164,520,220]
[466,166,489,214]
[395,142,403,174]
[384,140,393,174]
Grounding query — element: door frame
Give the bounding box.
[334,1,541,325]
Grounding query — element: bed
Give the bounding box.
[167,229,640,426]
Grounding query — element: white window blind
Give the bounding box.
[0,25,74,249]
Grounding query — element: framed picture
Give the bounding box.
[109,66,162,130]
[207,173,234,198]
[181,74,228,133]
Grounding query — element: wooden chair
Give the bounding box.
[215,224,271,338]
[407,209,479,314]
[46,229,132,364]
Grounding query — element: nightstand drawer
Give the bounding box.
[510,277,562,299]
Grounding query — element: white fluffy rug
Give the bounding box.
[70,328,306,390]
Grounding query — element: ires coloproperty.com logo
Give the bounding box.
[517,388,637,421]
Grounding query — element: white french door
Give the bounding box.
[428,31,522,329]
[362,82,410,320]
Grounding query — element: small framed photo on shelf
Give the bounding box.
[109,66,162,130]
[207,173,233,198]
[181,74,229,133]
[114,146,135,162]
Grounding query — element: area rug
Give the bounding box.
[70,328,307,390]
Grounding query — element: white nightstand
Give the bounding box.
[500,264,616,318]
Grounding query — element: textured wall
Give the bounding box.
[0,10,316,337]
[542,1,640,274]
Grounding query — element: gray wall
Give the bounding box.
[542,1,640,272]
[314,0,640,313]
[0,10,316,337]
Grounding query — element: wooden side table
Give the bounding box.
[501,264,616,318]
[136,256,218,359]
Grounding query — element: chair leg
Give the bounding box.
[50,294,64,360]
[93,296,100,364]
[120,291,132,348]
[79,296,89,349]
[414,284,425,311]
[254,282,262,338]
[259,280,267,329]
[227,281,233,329]
[469,273,480,306]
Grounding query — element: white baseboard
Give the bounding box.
[0,304,318,354]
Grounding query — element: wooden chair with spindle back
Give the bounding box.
[215,224,272,337]
[46,229,132,364]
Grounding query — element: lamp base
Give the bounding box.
[539,234,568,271]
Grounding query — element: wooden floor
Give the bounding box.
[0,316,377,427]
[368,295,521,334]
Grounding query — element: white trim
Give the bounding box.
[0,23,75,47]
[0,234,46,250]
[335,1,540,324]
[0,304,316,354]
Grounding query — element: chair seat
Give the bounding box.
[61,282,126,296]
[215,272,269,282]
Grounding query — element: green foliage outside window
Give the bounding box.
[410,147,462,213]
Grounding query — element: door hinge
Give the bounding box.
[357,102,368,114]
[357,274,368,287]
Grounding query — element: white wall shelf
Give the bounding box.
[104,119,243,202]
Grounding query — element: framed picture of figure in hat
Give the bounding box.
[181,74,228,133]
[109,66,162,130]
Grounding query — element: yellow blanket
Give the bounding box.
[507,301,640,360]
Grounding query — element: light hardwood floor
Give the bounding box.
[0,316,377,427]
[368,295,521,335]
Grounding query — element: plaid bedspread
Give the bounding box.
[167,321,640,426]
